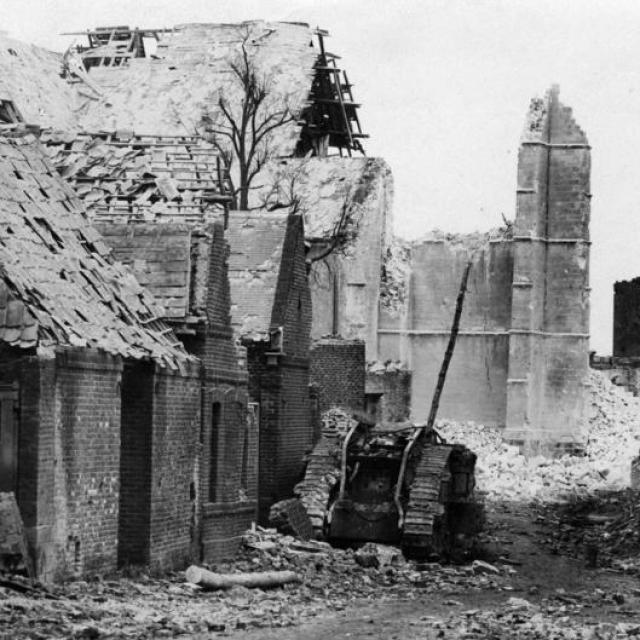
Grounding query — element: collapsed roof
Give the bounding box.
[73,22,316,154]
[253,156,393,241]
[0,21,368,158]
[0,129,189,366]
[42,130,230,223]
[0,34,76,129]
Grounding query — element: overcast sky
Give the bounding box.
[3,0,639,353]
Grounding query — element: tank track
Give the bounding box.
[294,436,342,538]
[401,442,455,558]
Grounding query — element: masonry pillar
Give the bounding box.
[505,86,590,452]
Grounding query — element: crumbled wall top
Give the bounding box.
[74,21,318,156]
[0,34,77,129]
[521,85,588,145]
[252,156,393,241]
[226,211,289,341]
[380,226,513,316]
[0,130,190,366]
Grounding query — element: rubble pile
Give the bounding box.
[422,598,640,639]
[0,532,512,638]
[379,237,411,314]
[536,488,640,572]
[237,527,508,603]
[367,359,410,375]
[437,370,640,502]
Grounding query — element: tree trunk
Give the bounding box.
[185,565,301,590]
[239,162,249,210]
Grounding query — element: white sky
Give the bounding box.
[3,0,639,354]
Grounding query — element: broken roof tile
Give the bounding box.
[0,129,191,365]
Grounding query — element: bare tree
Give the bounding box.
[199,26,299,210]
[258,161,361,266]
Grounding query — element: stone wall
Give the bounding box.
[310,338,365,414]
[377,87,590,450]
[504,86,590,449]
[378,232,513,427]
[304,158,394,361]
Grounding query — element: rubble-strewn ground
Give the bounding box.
[4,371,640,639]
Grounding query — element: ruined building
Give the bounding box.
[0,20,596,584]
[380,86,591,451]
[226,212,312,521]
[0,129,205,579]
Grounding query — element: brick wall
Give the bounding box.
[201,502,257,560]
[591,355,640,396]
[273,216,312,504]
[310,338,365,414]
[53,347,123,577]
[194,223,256,561]
[248,215,313,522]
[148,363,201,572]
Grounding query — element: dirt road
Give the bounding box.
[234,503,640,639]
[3,501,640,639]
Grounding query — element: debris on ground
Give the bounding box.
[437,370,640,501]
[0,525,511,639]
[536,488,640,572]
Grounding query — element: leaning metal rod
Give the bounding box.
[425,259,473,432]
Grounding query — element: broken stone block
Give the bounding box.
[354,543,403,569]
[268,498,314,540]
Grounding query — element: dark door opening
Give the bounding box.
[117,364,153,567]
[0,385,19,493]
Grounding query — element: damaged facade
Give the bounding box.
[379,86,591,450]
[0,129,204,579]
[226,212,312,521]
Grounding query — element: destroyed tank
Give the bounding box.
[299,414,483,560]
[293,259,483,559]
